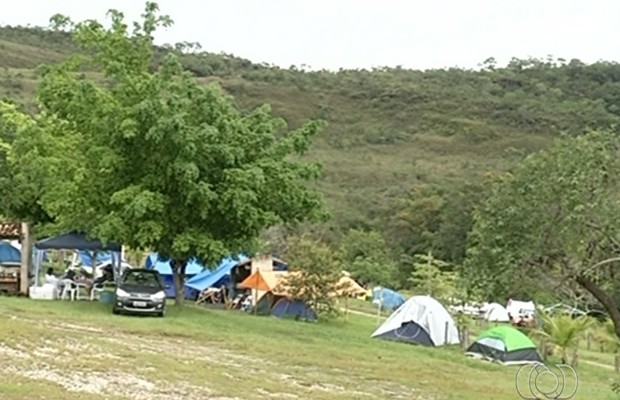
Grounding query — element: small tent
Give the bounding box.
[484,303,510,322]
[466,325,542,365]
[372,287,405,310]
[271,298,317,321]
[372,295,460,346]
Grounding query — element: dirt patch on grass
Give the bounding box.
[0,316,423,400]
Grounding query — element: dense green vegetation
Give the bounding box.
[4,4,620,399]
[2,6,620,296]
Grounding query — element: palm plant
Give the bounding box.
[602,319,620,352]
[533,310,593,365]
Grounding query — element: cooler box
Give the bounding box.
[29,284,58,300]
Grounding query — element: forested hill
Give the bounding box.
[2,24,620,277]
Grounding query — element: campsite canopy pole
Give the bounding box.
[33,249,43,289]
[376,292,383,326]
[91,251,97,299]
[253,287,258,315]
[344,295,349,322]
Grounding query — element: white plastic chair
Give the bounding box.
[60,279,78,301]
[60,280,88,301]
[90,284,105,301]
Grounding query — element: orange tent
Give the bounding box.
[239,270,298,304]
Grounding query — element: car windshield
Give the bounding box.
[123,272,161,288]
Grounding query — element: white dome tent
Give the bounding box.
[371,295,460,347]
[484,302,510,322]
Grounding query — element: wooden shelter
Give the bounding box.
[0,221,28,295]
[0,222,20,239]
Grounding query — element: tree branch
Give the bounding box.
[575,274,620,338]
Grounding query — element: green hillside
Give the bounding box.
[2,24,620,275]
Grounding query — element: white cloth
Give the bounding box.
[44,274,58,285]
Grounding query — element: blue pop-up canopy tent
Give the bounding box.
[33,232,122,287]
[145,253,205,298]
[0,241,21,266]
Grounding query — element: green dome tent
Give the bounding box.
[465,325,542,365]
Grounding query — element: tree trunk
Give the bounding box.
[576,274,620,338]
[19,222,32,295]
[171,259,187,307]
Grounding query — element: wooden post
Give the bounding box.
[344,296,349,322]
[615,354,620,373]
[572,348,579,368]
[444,321,449,345]
[586,333,592,350]
[376,296,383,326]
[19,222,32,295]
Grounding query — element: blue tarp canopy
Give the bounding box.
[0,241,21,265]
[78,250,113,266]
[372,287,406,310]
[145,253,207,298]
[145,253,205,275]
[184,255,249,293]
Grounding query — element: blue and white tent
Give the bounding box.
[372,295,460,347]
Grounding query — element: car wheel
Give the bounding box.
[157,310,165,318]
[112,308,120,315]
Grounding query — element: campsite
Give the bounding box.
[0,295,618,400]
[1,233,620,399]
[4,2,620,399]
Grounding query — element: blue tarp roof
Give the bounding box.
[184,255,249,292]
[0,242,21,264]
[78,251,113,266]
[145,253,205,275]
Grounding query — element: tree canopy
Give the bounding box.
[8,2,327,304]
[463,130,620,334]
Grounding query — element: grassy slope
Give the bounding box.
[0,26,567,227]
[0,297,615,400]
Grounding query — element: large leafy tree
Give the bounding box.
[463,130,620,336]
[31,2,327,305]
[0,102,57,225]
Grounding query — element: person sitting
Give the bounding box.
[57,268,77,294]
[44,267,58,285]
[90,264,113,291]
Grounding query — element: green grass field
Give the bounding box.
[0,297,617,400]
